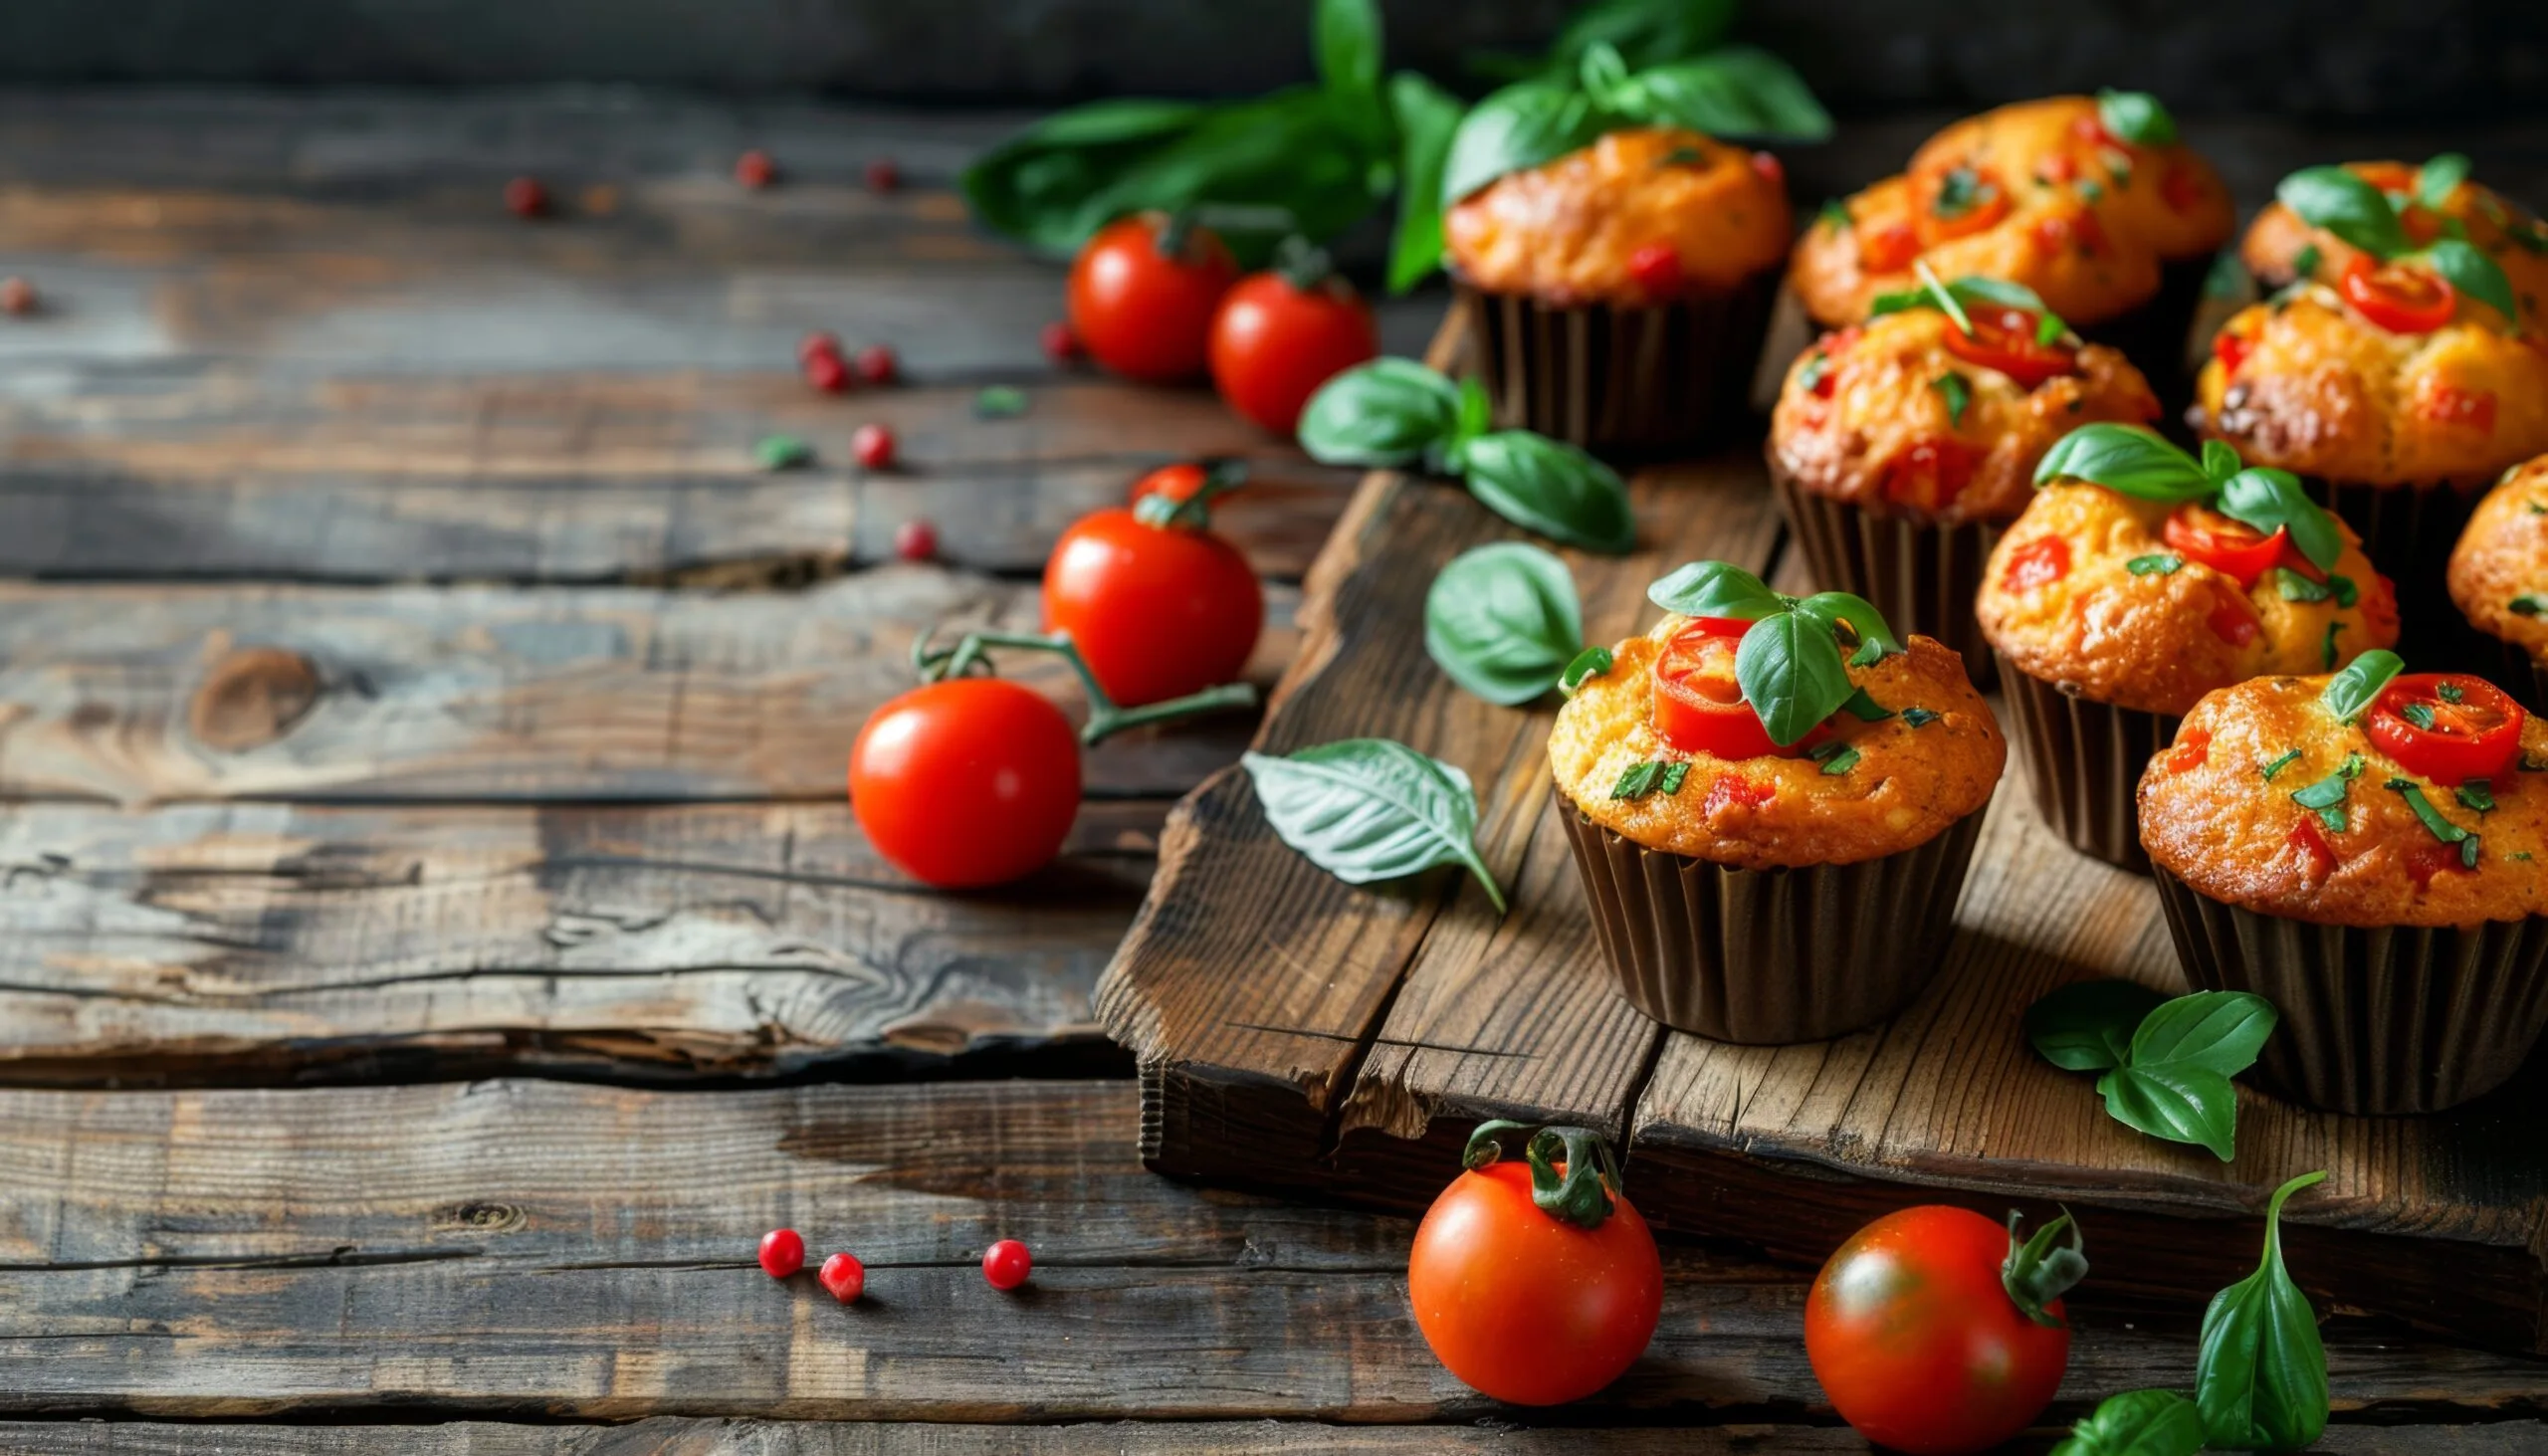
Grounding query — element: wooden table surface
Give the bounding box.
[0,91,2541,1453]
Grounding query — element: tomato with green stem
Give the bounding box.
[1067,212,1239,383]
[1044,468,1264,708]
[2365,673,2525,785]
[1207,240,1378,435]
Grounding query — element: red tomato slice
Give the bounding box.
[2364,674,2526,786]
[1919,164,2012,241]
[2163,504,2290,587]
[2341,254,2456,333]
[1859,220,1920,273]
[1942,305,2078,388]
[1649,620,1830,760]
[2285,815,2340,879]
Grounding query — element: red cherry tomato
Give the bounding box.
[2342,254,2456,333]
[1805,1206,2072,1455]
[2001,535,2071,592]
[1649,619,1831,760]
[1881,438,1983,514]
[735,149,776,189]
[1942,306,2078,389]
[849,678,1081,888]
[818,1252,864,1303]
[982,1239,1033,1291]
[2214,329,2253,376]
[1407,1156,1662,1406]
[1859,220,1920,273]
[2365,674,2526,786]
[1207,269,1379,435]
[1918,165,2011,241]
[2163,504,2290,587]
[1043,506,1263,708]
[1067,214,1239,383]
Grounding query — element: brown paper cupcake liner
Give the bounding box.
[2080,253,2216,430]
[2299,474,2485,663]
[2152,868,2548,1115]
[1772,469,2003,690]
[2443,621,2548,713]
[1457,270,1778,456]
[1993,659,2177,874]
[1557,795,1986,1044]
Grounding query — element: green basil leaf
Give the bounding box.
[1453,375,1494,447]
[1934,371,1972,427]
[2096,1061,2240,1160]
[2052,1389,2205,1456]
[2272,567,2331,603]
[2418,236,2522,323]
[1632,47,1833,141]
[2034,424,2215,500]
[1611,760,1665,799]
[2418,152,2472,211]
[2096,90,2179,147]
[2127,554,2184,576]
[1243,738,1506,913]
[2129,991,2279,1078]
[2197,1170,2331,1451]
[1440,79,1609,205]
[2387,778,2473,846]
[1647,559,1787,620]
[1424,542,1587,706]
[1736,607,1853,747]
[2276,165,2411,258]
[1298,358,1463,467]
[2200,438,2243,484]
[2260,748,2303,781]
[1383,72,1466,294]
[1458,431,1637,553]
[1901,706,1941,728]
[1537,0,1738,75]
[1314,0,1382,104]
[2318,649,2404,724]
[960,100,1207,254]
[1793,591,1904,658]
[1951,275,2052,312]
[2217,469,2343,572]
[2026,979,2168,1073]
[1560,645,1615,696]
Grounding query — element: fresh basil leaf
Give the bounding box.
[1244,738,1506,912]
[2052,1389,2205,1456]
[1839,687,1891,722]
[1735,608,1854,747]
[2097,1061,2240,1160]
[2514,594,2546,616]
[2458,779,2496,813]
[1536,0,1738,75]
[974,385,1029,419]
[1901,706,1941,728]
[1559,645,1614,697]
[1314,0,1382,105]
[1934,371,1972,427]
[1647,559,1787,620]
[1657,760,1690,795]
[2197,1170,2331,1451]
[1952,276,2051,312]
[2200,438,2243,484]
[1611,760,1665,799]
[2217,469,2342,572]
[1440,79,1608,205]
[1458,432,1637,553]
[2318,649,2403,724]
[1424,541,1587,706]
[1811,741,1861,775]
[1298,358,1463,467]
[1453,375,1494,448]
[2034,423,2215,500]
[2026,979,2168,1073]
[2096,90,2179,147]
[2127,554,2184,576]
[2276,165,2411,258]
[1384,72,1466,294]
[1793,591,1904,658]
[1633,47,1833,141]
[2418,152,2472,211]
[2272,567,2330,603]
[2260,748,2302,780]
[2387,778,2473,846]
[2419,237,2522,323]
[2130,991,2279,1078]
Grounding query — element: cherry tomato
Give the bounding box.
[2365,674,2526,785]
[1067,213,1239,383]
[757,1228,804,1279]
[2001,535,2071,592]
[1919,164,2011,241]
[1805,1205,2073,1455]
[1207,268,1379,435]
[1859,220,1920,273]
[1407,1154,1662,1405]
[1881,438,1983,514]
[849,678,1081,888]
[2419,384,2498,433]
[818,1252,865,1304]
[2342,254,2456,333]
[1943,306,2077,388]
[1650,619,1832,760]
[2213,329,2253,376]
[1043,506,1262,708]
[2163,504,2289,587]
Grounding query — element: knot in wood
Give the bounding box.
[189,646,320,752]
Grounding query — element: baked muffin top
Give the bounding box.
[2448,456,2548,661]
[2238,159,2548,332]
[1548,564,2004,869]
[2140,659,2547,927]
[1443,126,1792,306]
[1977,425,2398,717]
[1790,95,2233,328]
[1769,277,2161,524]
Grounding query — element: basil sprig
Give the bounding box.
[1300,359,1636,553]
[2196,1170,2331,1451]
[2034,424,2343,573]
[1645,561,1903,746]
[1244,737,1506,912]
[2274,161,2522,325]
[1424,541,1586,705]
[2316,648,2403,724]
[2096,90,2179,147]
[2052,1389,2203,1456]
[2024,982,2279,1161]
[1869,264,2073,342]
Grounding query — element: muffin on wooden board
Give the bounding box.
[1550,562,2004,1043]
[2447,456,2548,710]
[2140,655,2548,1113]
[1769,270,2161,684]
[1979,423,2398,870]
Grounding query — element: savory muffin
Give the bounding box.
[1979,423,2398,869]
[2447,456,2548,710]
[2140,658,2548,1112]
[1769,279,2161,676]
[1551,565,2004,1042]
[1445,124,1793,452]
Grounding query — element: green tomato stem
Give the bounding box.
[911,625,1259,745]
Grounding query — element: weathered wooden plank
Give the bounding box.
[0,569,1297,804]
[0,1079,2532,1424]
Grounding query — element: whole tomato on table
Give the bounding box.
[1067,212,1239,383]
[848,677,1081,889]
[1805,1203,2086,1454]
[1044,468,1262,708]
[1407,1122,1663,1406]
[1207,240,1379,435]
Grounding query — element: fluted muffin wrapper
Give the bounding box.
[2300,474,2484,663]
[1557,793,1985,1043]
[2151,868,2548,1115]
[2080,253,2215,426]
[1456,271,1777,456]
[1993,657,2177,874]
[1772,469,2003,690]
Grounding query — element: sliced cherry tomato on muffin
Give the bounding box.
[2162,504,2290,587]
[1916,163,2011,241]
[1942,306,2078,388]
[2364,674,2526,785]
[1650,620,1831,760]
[1881,438,1983,514]
[2000,535,2071,592]
[2417,384,2498,433]
[1858,220,1920,274]
[2340,253,2456,333]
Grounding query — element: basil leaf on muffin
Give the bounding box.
[2195,1170,2331,1452]
[2035,424,2343,569]
[1244,737,1506,912]
[1559,645,1615,697]
[2318,649,2405,724]
[2095,89,2178,147]
[2272,163,2521,326]
[1424,541,1587,706]
[1866,263,2074,343]
[2417,152,2472,210]
[1642,562,1905,747]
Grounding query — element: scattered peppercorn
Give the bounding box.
[735,149,776,189]
[804,350,852,394]
[818,1252,865,1304]
[757,1229,805,1279]
[853,423,898,470]
[0,277,33,315]
[1041,320,1081,362]
[893,518,939,562]
[981,1238,1032,1291]
[865,159,902,194]
[505,176,549,219]
[799,329,843,365]
[855,344,899,385]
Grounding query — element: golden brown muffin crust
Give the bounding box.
[1976,481,2399,717]
[2140,673,2548,927]
[1769,308,2161,524]
[1442,126,1791,306]
[1547,622,2004,869]
[2239,161,2548,333]
[2449,457,2548,661]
